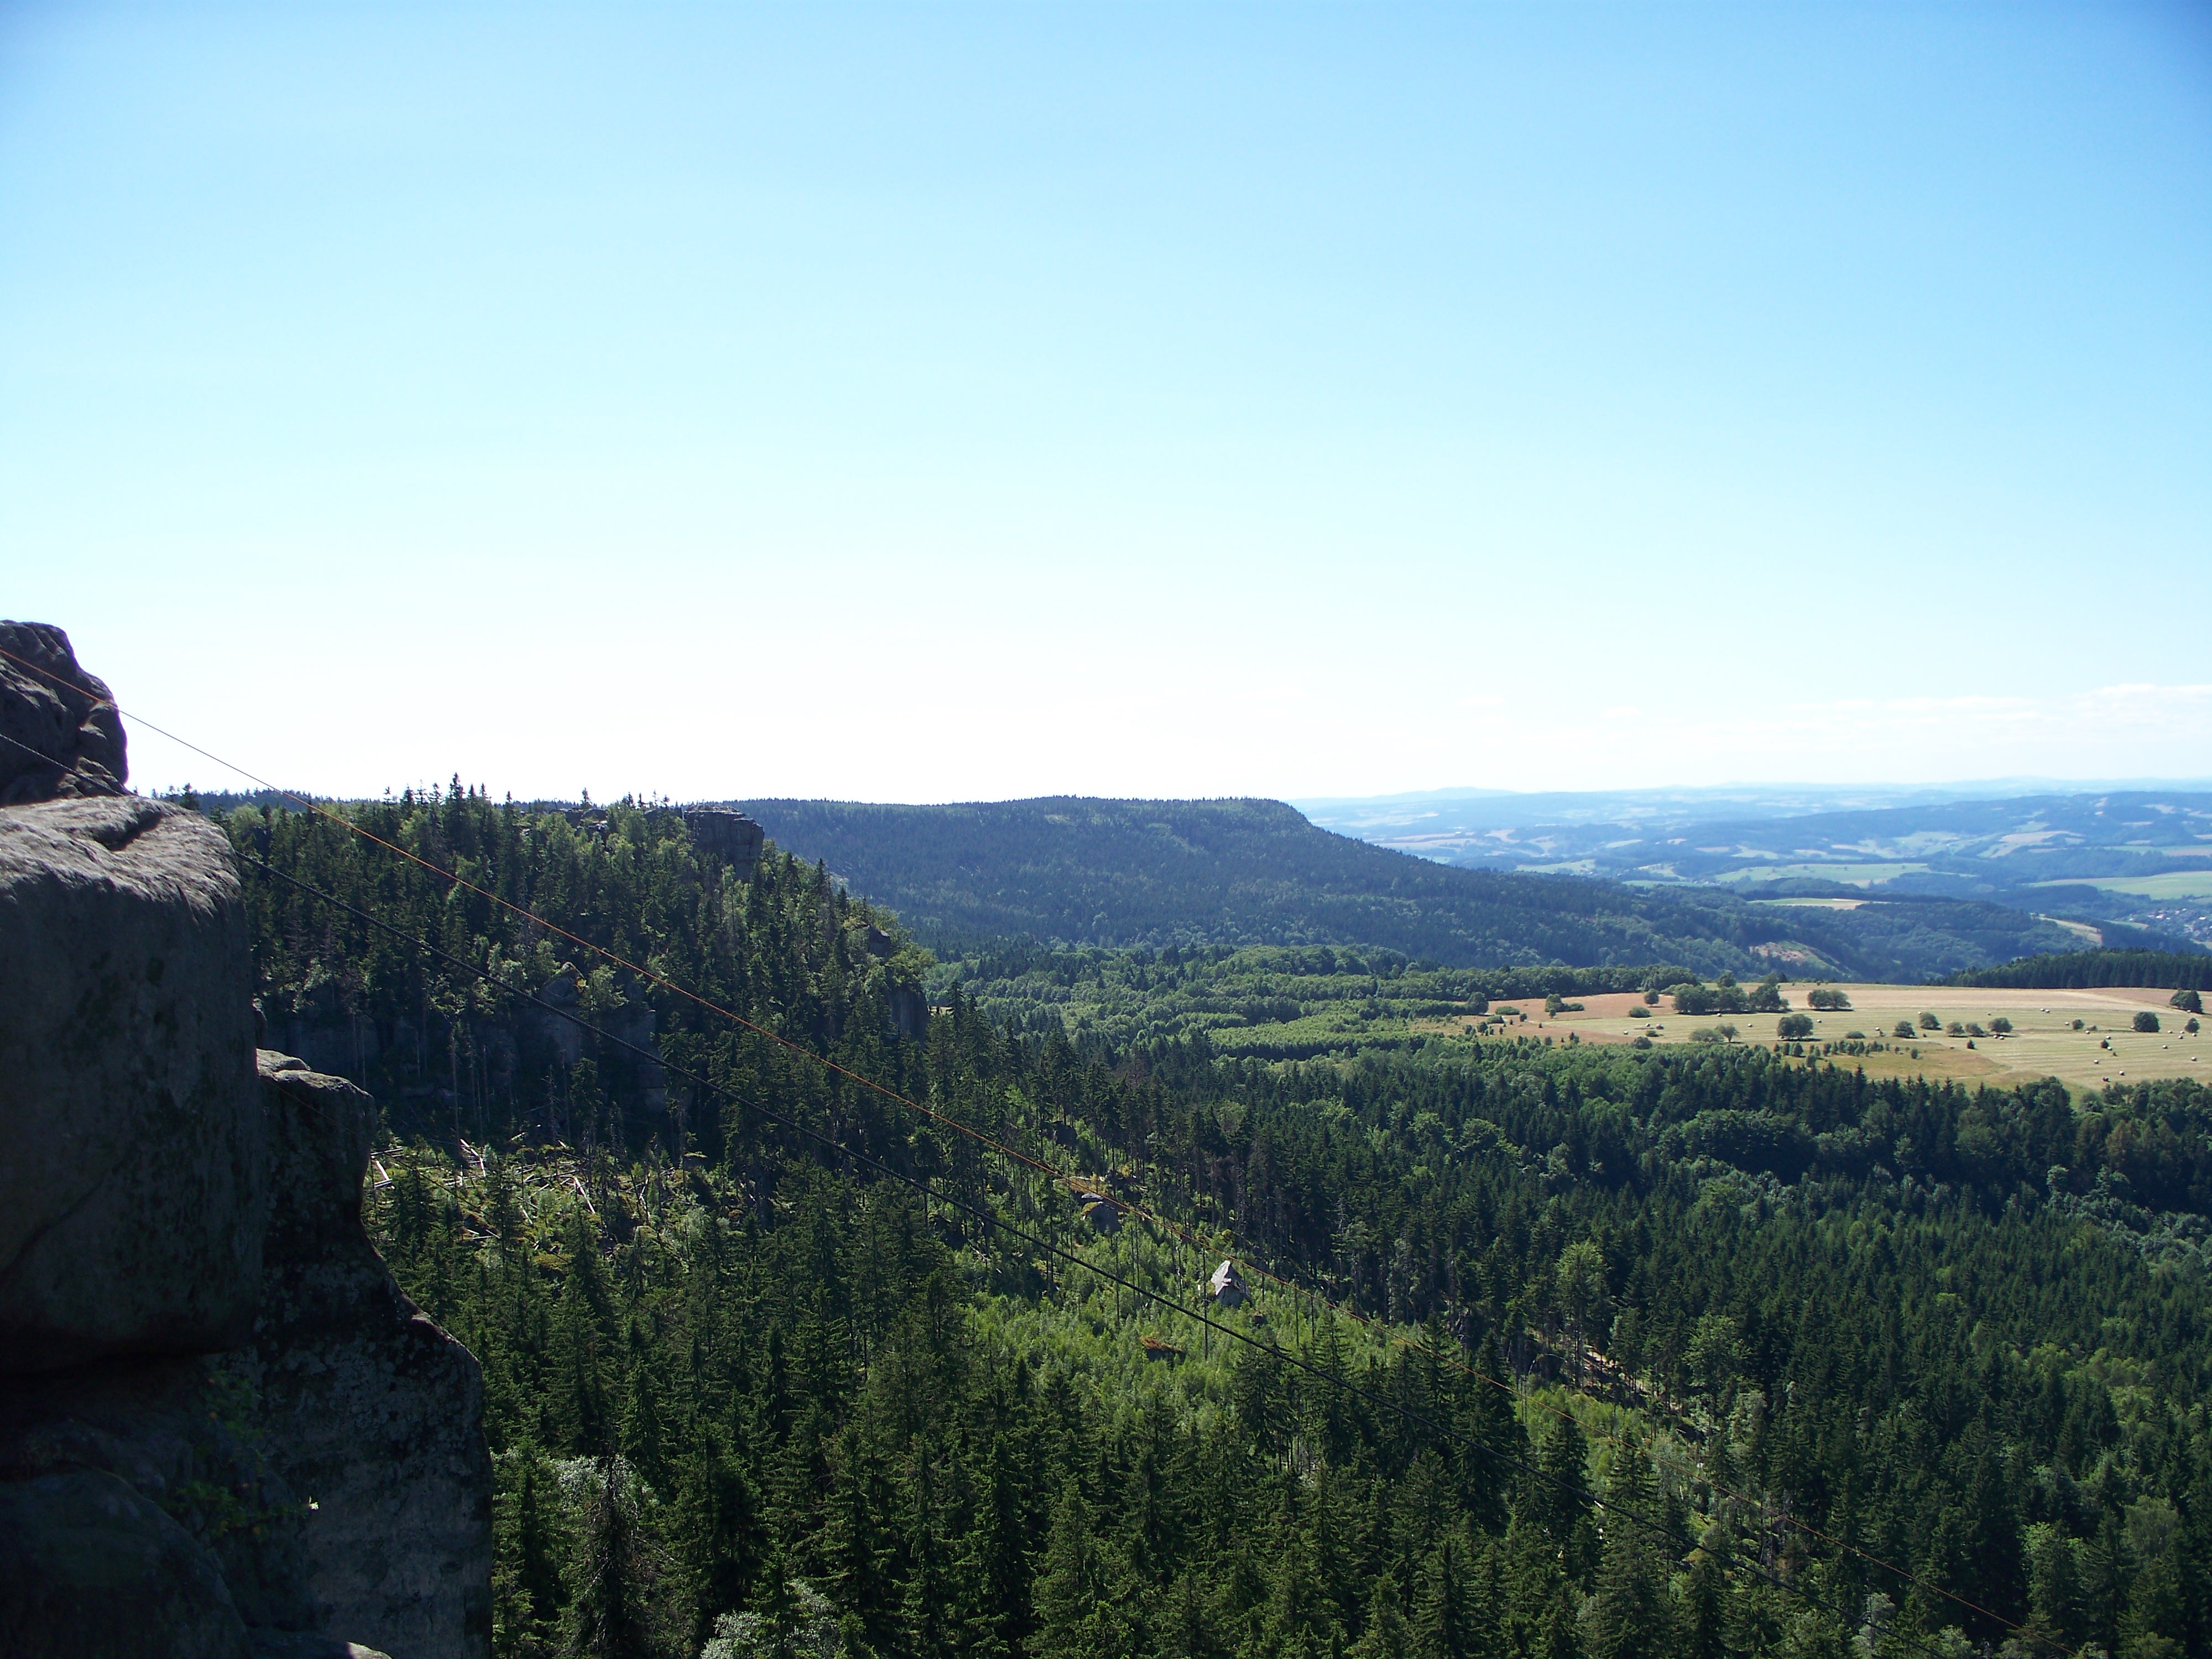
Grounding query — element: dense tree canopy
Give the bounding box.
[217,788,2212,1659]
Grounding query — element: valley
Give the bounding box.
[175,780,2212,1659]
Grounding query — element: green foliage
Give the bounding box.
[1948,949,2212,992]
[220,787,2212,1659]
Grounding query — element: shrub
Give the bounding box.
[1966,1022,1987,1038]
[1642,989,1661,1005]
[1778,1014,1814,1040]
[1714,1023,1739,1043]
[1892,1021,1914,1038]
[2189,1018,2201,1034]
[2134,1011,2161,1034]
[1688,1028,1725,1045]
[1628,1006,1650,1019]
[1947,1022,1965,1036]
[1919,1012,1942,1031]
[1989,1016,2012,1035]
[2173,989,2204,1014]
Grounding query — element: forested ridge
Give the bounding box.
[1947,952,2212,993]
[215,786,2212,1659]
[733,796,2098,983]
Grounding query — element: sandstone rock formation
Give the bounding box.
[0,623,489,1659]
[248,1054,493,1659]
[0,620,129,804]
[0,796,263,1371]
[684,804,764,877]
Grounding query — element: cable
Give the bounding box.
[0,656,2070,1653]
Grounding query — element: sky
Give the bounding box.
[3,2,2209,805]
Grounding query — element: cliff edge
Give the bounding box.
[0,624,490,1659]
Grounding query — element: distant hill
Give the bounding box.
[735,795,2136,980]
[1301,786,2212,952]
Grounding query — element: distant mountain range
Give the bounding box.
[734,795,2193,981]
[1296,784,2212,948]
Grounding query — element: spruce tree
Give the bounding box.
[672,1425,762,1650]
[1412,1523,1479,1659]
[494,1444,566,1658]
[1585,1453,1670,1659]
[619,1331,668,1498]
[1030,1477,1133,1659]
[560,1454,661,1659]
[1348,1580,1410,1659]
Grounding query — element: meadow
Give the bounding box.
[1529,982,2204,1092]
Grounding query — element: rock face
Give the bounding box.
[0,620,129,804]
[0,796,263,1372]
[0,623,490,1659]
[889,984,930,1041]
[249,1054,494,1659]
[684,805,765,877]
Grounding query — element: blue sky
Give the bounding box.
[3,3,2208,802]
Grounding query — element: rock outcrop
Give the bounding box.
[0,623,490,1659]
[684,805,764,877]
[248,1055,493,1658]
[0,796,264,1373]
[0,620,129,804]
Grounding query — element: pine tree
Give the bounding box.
[1677,1545,1728,1659]
[898,1455,956,1659]
[1029,1476,1133,1659]
[560,1454,661,1659]
[1154,1570,1223,1659]
[1457,1333,1523,1532]
[619,1331,669,1498]
[494,1444,566,1658]
[1532,1413,1598,1583]
[1259,1521,1341,1659]
[1412,1522,1480,1659]
[672,1425,763,1650]
[1499,1512,1563,1653]
[1347,1574,1409,1659]
[952,1432,1030,1656]
[1585,1453,1670,1659]
[821,1424,896,1656]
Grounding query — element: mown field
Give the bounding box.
[1525,983,2205,1093]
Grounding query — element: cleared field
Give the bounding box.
[1750,896,1865,910]
[1508,983,2206,1093]
[2033,870,2212,901]
[1707,862,1928,887]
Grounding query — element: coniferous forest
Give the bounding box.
[216,787,2212,1659]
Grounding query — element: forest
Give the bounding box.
[1946,952,2212,993]
[217,786,2212,1659]
[731,796,2105,983]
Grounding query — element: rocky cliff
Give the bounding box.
[0,624,490,1659]
[0,620,129,804]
